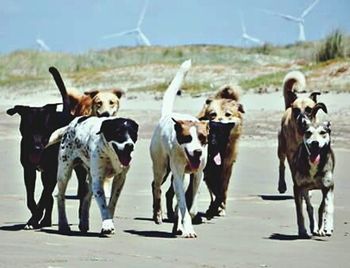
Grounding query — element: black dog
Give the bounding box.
[7,67,87,229]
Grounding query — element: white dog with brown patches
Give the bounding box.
[150,60,209,238]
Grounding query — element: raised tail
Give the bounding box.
[49,66,70,116]
[161,59,192,117]
[46,126,68,148]
[282,70,306,110]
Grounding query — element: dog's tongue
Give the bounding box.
[310,154,320,165]
[213,152,222,166]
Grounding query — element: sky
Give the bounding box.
[0,0,349,53]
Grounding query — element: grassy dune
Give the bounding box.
[0,34,349,95]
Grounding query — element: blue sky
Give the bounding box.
[0,0,349,53]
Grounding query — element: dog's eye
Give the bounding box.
[109,101,115,105]
[225,112,232,117]
[209,112,217,119]
[96,101,102,107]
[305,106,312,114]
[320,130,327,136]
[198,133,208,145]
[305,130,312,137]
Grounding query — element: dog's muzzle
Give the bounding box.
[304,138,321,165]
[113,143,134,167]
[185,148,202,170]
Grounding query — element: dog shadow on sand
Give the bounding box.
[0,223,27,231]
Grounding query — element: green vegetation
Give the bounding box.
[0,32,349,93]
[316,30,345,62]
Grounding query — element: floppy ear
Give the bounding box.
[309,91,321,103]
[323,121,331,133]
[292,107,301,119]
[197,98,212,120]
[6,105,28,116]
[310,102,328,118]
[84,90,99,99]
[112,88,125,99]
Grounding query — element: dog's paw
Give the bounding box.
[78,222,89,233]
[278,181,287,194]
[39,218,52,228]
[191,213,203,224]
[153,211,163,224]
[58,224,71,234]
[25,218,40,230]
[24,224,35,230]
[101,219,115,235]
[298,230,310,239]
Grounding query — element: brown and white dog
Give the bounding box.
[277,71,326,194]
[150,60,209,238]
[292,115,334,238]
[49,67,124,117]
[66,87,124,117]
[197,85,244,218]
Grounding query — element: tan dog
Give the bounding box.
[197,85,244,219]
[67,88,124,117]
[277,71,326,194]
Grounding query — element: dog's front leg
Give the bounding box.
[303,190,317,235]
[293,185,308,238]
[108,170,128,219]
[23,166,39,229]
[318,187,334,236]
[188,172,203,224]
[172,170,196,238]
[91,166,114,235]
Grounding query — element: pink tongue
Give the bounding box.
[214,153,222,166]
[310,154,320,165]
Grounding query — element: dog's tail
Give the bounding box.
[161,59,192,117]
[46,126,68,148]
[282,70,306,110]
[49,66,70,116]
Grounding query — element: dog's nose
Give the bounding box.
[310,141,319,149]
[98,111,110,117]
[124,143,134,152]
[193,149,202,158]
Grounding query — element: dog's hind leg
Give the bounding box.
[293,185,308,238]
[79,178,92,233]
[57,162,74,233]
[188,172,203,224]
[277,132,287,194]
[74,165,88,219]
[165,174,175,222]
[151,160,169,224]
[303,190,317,235]
[23,166,39,229]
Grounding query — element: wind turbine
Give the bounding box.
[102,0,151,46]
[36,38,50,51]
[261,0,320,42]
[240,12,264,46]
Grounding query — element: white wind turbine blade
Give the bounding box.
[137,0,149,28]
[36,38,50,51]
[240,12,247,34]
[298,22,306,41]
[102,29,137,39]
[138,30,151,46]
[244,34,263,45]
[261,9,301,22]
[301,0,320,18]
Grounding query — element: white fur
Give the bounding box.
[150,60,207,238]
[56,116,133,234]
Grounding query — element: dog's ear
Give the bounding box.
[6,105,28,116]
[112,88,125,99]
[84,90,99,99]
[292,107,301,119]
[323,121,331,133]
[310,102,328,118]
[197,98,213,120]
[309,91,321,103]
[237,103,245,113]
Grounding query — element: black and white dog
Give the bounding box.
[292,108,335,237]
[51,116,138,234]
